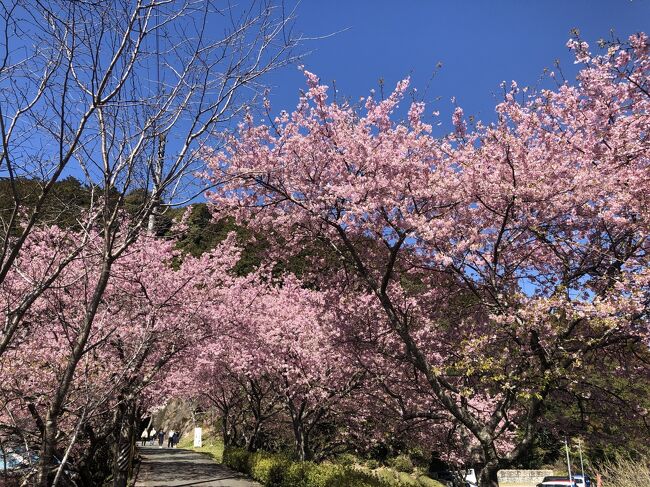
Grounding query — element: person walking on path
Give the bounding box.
[157,430,165,448]
[172,431,179,447]
[167,430,175,448]
[148,428,156,446]
[140,429,148,446]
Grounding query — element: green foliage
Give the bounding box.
[366,459,380,470]
[366,468,445,487]
[416,475,446,487]
[172,204,264,274]
[124,189,173,235]
[373,468,402,485]
[187,438,225,463]
[222,447,420,486]
[174,204,235,256]
[389,455,414,473]
[336,453,358,466]
[223,448,252,474]
[396,472,418,486]
[0,176,169,233]
[408,448,431,470]
[283,461,317,486]
[0,176,93,231]
[250,454,291,486]
[222,447,445,487]
[303,462,347,487]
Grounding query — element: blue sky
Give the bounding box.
[265,0,650,128]
[30,1,648,195]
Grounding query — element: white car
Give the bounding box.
[537,478,578,487]
[463,468,478,486]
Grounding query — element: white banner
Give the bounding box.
[193,427,202,448]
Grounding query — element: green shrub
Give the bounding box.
[304,462,346,487]
[389,455,414,473]
[282,461,316,487]
[416,475,447,487]
[366,459,380,470]
[409,448,430,469]
[373,468,399,484]
[223,448,252,475]
[250,453,289,486]
[396,471,418,486]
[224,447,399,487]
[250,455,273,483]
[336,453,358,466]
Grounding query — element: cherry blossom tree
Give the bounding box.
[172,273,367,461]
[207,34,650,486]
[0,228,242,485]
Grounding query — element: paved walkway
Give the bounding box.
[135,447,262,487]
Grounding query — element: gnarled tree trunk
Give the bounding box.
[112,399,136,487]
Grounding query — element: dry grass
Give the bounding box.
[600,454,650,487]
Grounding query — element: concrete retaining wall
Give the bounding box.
[497,469,554,486]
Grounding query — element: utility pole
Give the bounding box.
[578,439,585,481]
[564,437,573,482]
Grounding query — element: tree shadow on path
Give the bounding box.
[135,446,261,487]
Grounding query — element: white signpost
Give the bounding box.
[193,427,202,448]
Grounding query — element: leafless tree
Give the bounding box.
[0,0,299,484]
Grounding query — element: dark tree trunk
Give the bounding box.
[477,462,500,487]
[112,400,136,487]
[291,419,312,462]
[37,413,58,486]
[246,421,260,452]
[76,422,112,487]
[222,413,232,447]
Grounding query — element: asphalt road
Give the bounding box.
[134,447,262,487]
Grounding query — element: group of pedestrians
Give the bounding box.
[140,427,180,448]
